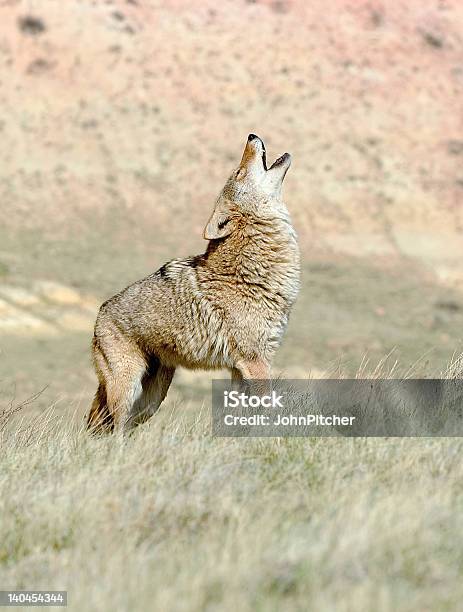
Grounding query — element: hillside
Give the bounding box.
[0,0,462,406]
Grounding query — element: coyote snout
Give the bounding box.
[87,134,301,434]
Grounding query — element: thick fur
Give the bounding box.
[87,135,301,434]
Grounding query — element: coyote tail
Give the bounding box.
[86,383,114,434]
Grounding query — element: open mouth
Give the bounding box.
[246,134,289,172]
[269,153,290,169]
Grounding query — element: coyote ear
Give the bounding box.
[203,202,234,240]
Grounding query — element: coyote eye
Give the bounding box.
[218,219,229,230]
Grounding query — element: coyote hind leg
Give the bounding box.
[89,332,147,434]
[125,359,176,432]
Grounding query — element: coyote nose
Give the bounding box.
[240,134,267,172]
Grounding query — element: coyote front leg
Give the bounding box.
[234,358,272,396]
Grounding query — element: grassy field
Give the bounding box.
[1,385,462,612]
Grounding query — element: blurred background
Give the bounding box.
[0,0,462,413]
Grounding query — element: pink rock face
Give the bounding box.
[1,0,462,281]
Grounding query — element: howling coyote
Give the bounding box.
[87,134,301,433]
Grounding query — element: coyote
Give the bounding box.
[87,134,300,433]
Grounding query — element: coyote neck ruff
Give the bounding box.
[87,134,301,434]
[203,209,299,312]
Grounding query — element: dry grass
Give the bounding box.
[1,370,463,612]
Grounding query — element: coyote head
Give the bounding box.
[204,134,292,240]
